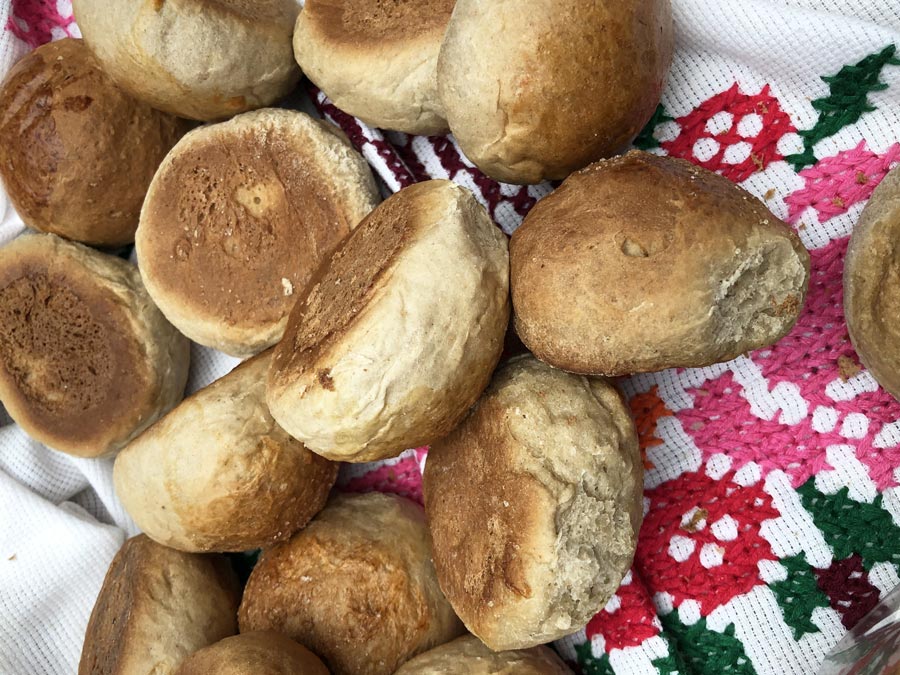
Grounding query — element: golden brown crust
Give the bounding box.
[137,109,378,356]
[845,166,900,400]
[114,351,339,552]
[303,0,455,46]
[0,38,188,246]
[424,356,642,650]
[0,234,189,457]
[79,535,240,675]
[437,0,673,184]
[426,394,552,626]
[174,632,329,675]
[511,151,811,376]
[394,635,573,674]
[238,493,464,675]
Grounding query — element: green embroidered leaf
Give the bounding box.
[634,104,674,151]
[787,44,900,171]
[575,641,616,675]
[652,647,691,675]
[769,553,829,639]
[660,611,756,675]
[797,480,900,571]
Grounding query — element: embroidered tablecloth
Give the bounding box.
[1,1,900,674]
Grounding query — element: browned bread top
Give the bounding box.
[0,38,187,246]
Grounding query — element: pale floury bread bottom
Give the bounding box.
[424,356,643,650]
[0,234,189,458]
[267,179,510,462]
[113,350,338,553]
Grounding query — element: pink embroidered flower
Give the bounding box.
[8,0,78,49]
[786,141,900,224]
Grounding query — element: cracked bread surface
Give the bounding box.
[423,356,642,650]
[510,151,810,376]
[0,38,188,246]
[238,493,464,675]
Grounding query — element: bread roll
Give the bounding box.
[137,108,380,357]
[174,632,329,675]
[267,180,509,462]
[79,535,240,675]
[239,492,464,675]
[114,350,338,553]
[0,38,187,247]
[424,356,642,650]
[0,234,189,458]
[437,0,673,184]
[394,635,572,674]
[73,0,300,121]
[511,151,810,376]
[845,165,900,400]
[293,0,454,134]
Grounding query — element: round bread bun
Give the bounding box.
[293,0,454,134]
[239,492,464,675]
[73,0,301,121]
[267,179,509,462]
[0,38,187,247]
[174,632,329,675]
[845,165,900,400]
[0,234,189,458]
[423,356,642,650]
[137,108,380,358]
[437,0,673,184]
[394,635,573,674]
[79,535,240,675]
[114,350,338,553]
[511,151,811,376]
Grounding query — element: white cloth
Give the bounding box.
[0,1,899,674]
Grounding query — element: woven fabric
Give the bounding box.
[1,1,900,674]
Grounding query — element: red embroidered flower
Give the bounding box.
[585,570,661,650]
[662,83,795,182]
[637,470,779,615]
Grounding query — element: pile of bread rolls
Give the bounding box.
[11,0,899,673]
